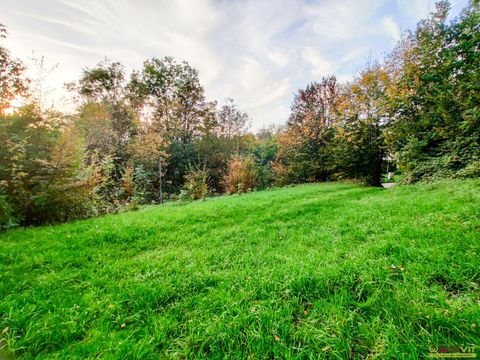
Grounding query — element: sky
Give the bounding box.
[2,0,469,130]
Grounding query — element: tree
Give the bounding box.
[129,126,169,202]
[194,99,250,192]
[386,1,480,181]
[276,76,339,183]
[180,165,209,201]
[0,24,29,114]
[224,156,255,194]
[215,98,249,139]
[0,105,90,225]
[335,64,390,186]
[72,60,139,180]
[129,57,216,142]
[70,59,126,103]
[128,57,217,194]
[251,127,279,190]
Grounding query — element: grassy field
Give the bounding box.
[0,180,479,359]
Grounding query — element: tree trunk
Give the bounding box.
[158,159,163,204]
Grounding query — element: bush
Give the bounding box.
[224,156,255,194]
[121,165,135,202]
[133,165,156,204]
[0,194,16,230]
[456,160,480,179]
[180,167,209,201]
[400,155,479,184]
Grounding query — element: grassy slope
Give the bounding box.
[0,180,479,359]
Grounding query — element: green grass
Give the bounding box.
[0,180,479,359]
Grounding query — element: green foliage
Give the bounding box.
[129,57,216,143]
[387,1,480,182]
[0,194,15,229]
[276,77,339,184]
[0,105,92,225]
[67,60,126,103]
[194,135,233,192]
[180,166,209,201]
[2,1,480,226]
[252,136,278,190]
[274,2,479,186]
[215,98,249,139]
[0,24,29,114]
[86,153,123,215]
[1,180,479,358]
[132,165,156,204]
[456,159,480,178]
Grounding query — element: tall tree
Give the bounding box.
[215,98,249,139]
[0,105,89,225]
[0,24,29,114]
[129,57,215,142]
[71,60,138,174]
[128,57,216,193]
[335,64,390,186]
[72,60,125,103]
[276,76,339,183]
[194,99,250,192]
[386,1,480,181]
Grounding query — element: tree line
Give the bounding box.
[0,0,478,227]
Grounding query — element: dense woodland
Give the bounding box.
[0,1,479,227]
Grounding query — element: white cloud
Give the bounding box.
[249,77,291,109]
[1,0,470,130]
[395,0,435,20]
[340,47,369,64]
[306,0,386,41]
[267,49,291,68]
[301,47,335,76]
[381,16,402,42]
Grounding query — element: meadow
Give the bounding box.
[0,180,479,359]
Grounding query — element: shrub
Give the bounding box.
[180,167,209,201]
[121,165,135,202]
[456,160,480,179]
[0,194,16,230]
[224,156,255,194]
[133,165,156,204]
